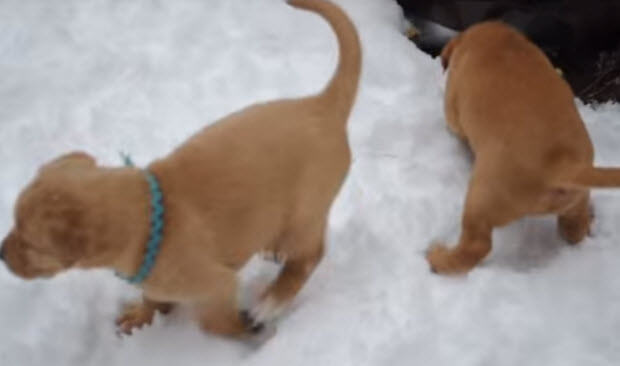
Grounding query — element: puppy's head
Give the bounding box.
[441,22,524,71]
[440,34,462,71]
[1,152,96,279]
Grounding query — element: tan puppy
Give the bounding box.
[427,21,620,275]
[1,0,361,337]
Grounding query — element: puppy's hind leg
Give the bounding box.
[116,296,174,335]
[558,190,592,244]
[251,225,325,325]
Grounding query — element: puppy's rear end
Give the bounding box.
[428,22,597,274]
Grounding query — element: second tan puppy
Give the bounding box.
[427,21,620,275]
[0,0,361,337]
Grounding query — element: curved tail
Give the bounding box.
[567,165,620,188]
[288,0,362,118]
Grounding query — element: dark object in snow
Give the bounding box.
[398,0,620,103]
[580,48,620,103]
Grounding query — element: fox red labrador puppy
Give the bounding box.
[427,21,620,274]
[1,0,361,337]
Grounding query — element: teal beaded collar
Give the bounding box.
[117,154,165,285]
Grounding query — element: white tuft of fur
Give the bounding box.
[250,295,289,325]
[259,250,288,263]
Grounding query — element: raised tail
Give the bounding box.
[566,166,620,188]
[287,0,362,118]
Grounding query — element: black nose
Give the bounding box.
[0,247,4,261]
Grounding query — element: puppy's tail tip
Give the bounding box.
[285,0,361,119]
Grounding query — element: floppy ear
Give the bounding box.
[23,185,91,267]
[440,34,461,70]
[40,151,96,172]
[46,199,89,266]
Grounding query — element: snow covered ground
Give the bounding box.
[1,0,619,365]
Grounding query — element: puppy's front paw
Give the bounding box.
[115,303,156,335]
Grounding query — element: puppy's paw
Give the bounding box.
[426,243,471,275]
[115,303,156,335]
[559,221,590,244]
[239,310,277,346]
[250,295,289,326]
[558,214,592,245]
[240,310,265,334]
[426,243,448,274]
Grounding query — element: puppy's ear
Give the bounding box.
[42,189,90,266]
[41,151,96,172]
[440,35,461,70]
[50,207,88,266]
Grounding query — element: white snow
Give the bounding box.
[1,0,620,365]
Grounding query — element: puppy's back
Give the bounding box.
[446,22,590,169]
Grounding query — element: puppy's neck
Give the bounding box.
[73,168,152,276]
